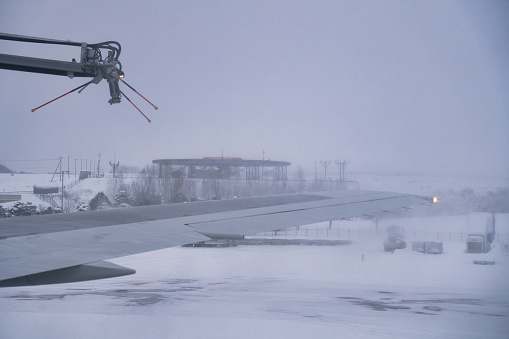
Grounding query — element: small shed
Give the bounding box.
[79,171,91,180]
[33,186,59,194]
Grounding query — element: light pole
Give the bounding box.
[320,160,331,181]
[67,156,71,178]
[61,170,69,211]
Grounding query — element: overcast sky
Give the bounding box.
[1,1,508,178]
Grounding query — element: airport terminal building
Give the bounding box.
[153,157,291,181]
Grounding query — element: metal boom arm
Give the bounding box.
[0,53,88,77]
[0,32,123,104]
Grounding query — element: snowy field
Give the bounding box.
[1,173,508,338]
[0,230,508,338]
[0,173,111,209]
[0,216,508,338]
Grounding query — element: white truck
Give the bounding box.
[466,212,495,253]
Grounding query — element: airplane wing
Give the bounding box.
[0,191,432,287]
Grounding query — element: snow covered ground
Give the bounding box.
[0,229,508,338]
[1,173,508,338]
[0,173,111,209]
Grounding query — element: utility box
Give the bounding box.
[412,241,426,253]
[412,241,443,254]
[427,241,443,254]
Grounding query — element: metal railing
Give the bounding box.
[259,225,509,244]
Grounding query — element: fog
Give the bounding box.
[1,1,508,178]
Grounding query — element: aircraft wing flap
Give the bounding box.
[190,194,429,236]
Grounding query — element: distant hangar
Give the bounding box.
[153,157,291,181]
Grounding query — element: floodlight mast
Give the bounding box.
[0,33,157,122]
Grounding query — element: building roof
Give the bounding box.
[152,158,291,167]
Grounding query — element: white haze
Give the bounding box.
[0,1,508,178]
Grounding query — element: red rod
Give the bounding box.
[120,90,151,123]
[120,78,158,110]
[31,80,94,112]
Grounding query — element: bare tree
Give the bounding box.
[131,165,162,206]
[294,167,306,192]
